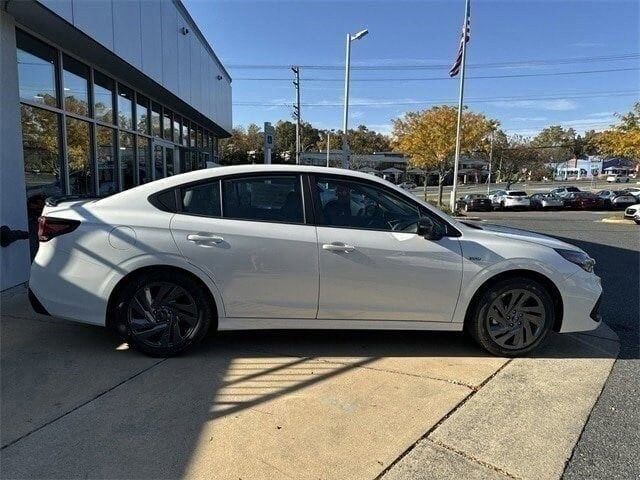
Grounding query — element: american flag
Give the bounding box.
[449,2,471,77]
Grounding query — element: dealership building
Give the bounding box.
[0,0,232,290]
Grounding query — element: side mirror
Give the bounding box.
[417,217,445,241]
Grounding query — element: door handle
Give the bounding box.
[322,242,355,253]
[187,233,224,244]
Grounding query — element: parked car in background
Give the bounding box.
[549,186,581,198]
[596,190,638,210]
[624,204,640,220]
[606,173,631,183]
[563,192,604,210]
[529,193,564,210]
[622,187,640,199]
[398,182,416,190]
[495,190,530,210]
[488,189,506,207]
[455,194,493,212]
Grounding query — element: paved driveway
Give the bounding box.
[0,210,626,479]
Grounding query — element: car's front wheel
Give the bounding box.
[467,277,554,356]
[115,271,213,356]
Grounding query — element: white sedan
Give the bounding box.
[495,190,531,209]
[29,165,602,357]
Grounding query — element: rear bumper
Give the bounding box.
[503,200,530,208]
[29,245,109,326]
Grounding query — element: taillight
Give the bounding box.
[37,216,80,242]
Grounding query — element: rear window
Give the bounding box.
[508,191,527,196]
[567,187,580,192]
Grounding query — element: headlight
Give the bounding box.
[554,248,596,273]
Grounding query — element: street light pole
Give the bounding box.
[326,130,331,167]
[342,29,368,170]
[487,132,494,195]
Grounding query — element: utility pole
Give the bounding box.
[292,66,301,165]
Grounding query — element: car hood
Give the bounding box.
[472,223,583,252]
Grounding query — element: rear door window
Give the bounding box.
[181,181,221,217]
[222,175,304,223]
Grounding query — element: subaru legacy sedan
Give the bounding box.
[29,165,602,357]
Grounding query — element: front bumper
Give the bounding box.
[558,269,603,333]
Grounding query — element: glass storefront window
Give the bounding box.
[16,30,58,108]
[173,115,181,144]
[136,95,150,134]
[66,117,93,195]
[94,71,114,124]
[117,84,134,130]
[166,148,176,176]
[137,136,152,184]
[163,109,173,142]
[21,104,63,202]
[180,147,191,172]
[182,120,189,147]
[62,55,89,116]
[154,144,164,179]
[190,125,196,148]
[197,127,203,148]
[151,102,161,137]
[96,126,117,196]
[119,132,135,189]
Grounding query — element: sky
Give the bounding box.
[183,0,639,137]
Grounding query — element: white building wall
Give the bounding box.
[0,11,31,290]
[37,0,232,132]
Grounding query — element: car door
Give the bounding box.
[311,174,463,322]
[171,174,319,319]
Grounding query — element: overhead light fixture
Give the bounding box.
[350,29,369,41]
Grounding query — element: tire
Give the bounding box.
[114,270,214,356]
[635,217,640,225]
[467,277,554,357]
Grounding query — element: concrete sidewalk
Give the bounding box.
[0,286,618,479]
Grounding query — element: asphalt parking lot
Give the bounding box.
[0,209,636,480]
[467,210,639,480]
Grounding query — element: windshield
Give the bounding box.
[508,191,527,196]
[567,187,580,192]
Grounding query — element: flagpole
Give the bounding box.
[450,0,470,212]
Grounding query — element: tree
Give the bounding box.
[597,102,640,160]
[531,125,576,167]
[348,125,391,154]
[495,134,545,186]
[391,105,493,205]
[219,124,264,165]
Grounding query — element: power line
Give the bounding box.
[233,66,640,82]
[233,90,639,107]
[227,53,640,71]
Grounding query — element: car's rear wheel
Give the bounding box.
[115,271,213,356]
[467,278,554,356]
